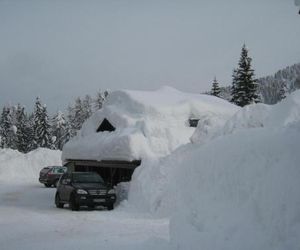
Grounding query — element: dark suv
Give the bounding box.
[55,172,116,211]
[39,166,67,187]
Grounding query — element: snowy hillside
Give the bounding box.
[218,63,300,104]
[0,148,61,182]
[259,63,300,104]
[128,90,300,249]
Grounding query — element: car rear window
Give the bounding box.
[52,167,67,174]
[41,167,51,174]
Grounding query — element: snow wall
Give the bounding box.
[128,90,300,249]
[0,148,62,182]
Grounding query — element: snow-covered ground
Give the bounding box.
[0,148,169,250]
[0,182,169,250]
[1,90,300,250]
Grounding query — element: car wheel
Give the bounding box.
[107,204,114,211]
[69,194,79,211]
[55,192,64,208]
[44,183,51,188]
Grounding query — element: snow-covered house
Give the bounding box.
[62,86,238,185]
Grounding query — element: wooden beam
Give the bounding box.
[65,159,141,169]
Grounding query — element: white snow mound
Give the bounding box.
[192,90,300,144]
[0,148,62,182]
[62,86,238,162]
[128,90,300,249]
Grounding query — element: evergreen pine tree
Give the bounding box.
[66,105,77,138]
[15,104,29,153]
[82,95,93,121]
[0,106,17,149]
[231,69,239,104]
[278,82,287,101]
[94,90,108,111]
[33,98,43,148]
[7,106,18,149]
[63,120,71,146]
[33,98,52,148]
[40,105,52,148]
[232,44,260,107]
[211,77,221,97]
[51,111,68,150]
[67,97,86,137]
[24,113,35,152]
[0,106,12,148]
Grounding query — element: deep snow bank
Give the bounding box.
[0,148,62,182]
[128,91,300,249]
[62,86,238,162]
[169,128,300,250]
[192,90,300,144]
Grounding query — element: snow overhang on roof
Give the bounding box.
[62,86,239,162]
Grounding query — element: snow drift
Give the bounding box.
[62,86,238,162]
[169,127,300,250]
[0,148,62,182]
[128,90,300,249]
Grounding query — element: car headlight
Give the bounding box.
[76,189,88,195]
[108,189,116,195]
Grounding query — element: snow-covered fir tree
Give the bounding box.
[231,44,260,107]
[278,82,287,101]
[67,97,90,137]
[0,106,18,149]
[211,77,221,97]
[33,98,52,149]
[66,105,76,138]
[51,111,69,150]
[94,90,108,111]
[258,63,300,104]
[24,113,35,152]
[231,69,239,103]
[0,106,12,148]
[82,95,93,121]
[0,90,110,152]
[8,106,18,149]
[15,104,29,153]
[33,98,42,148]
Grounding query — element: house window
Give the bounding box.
[189,118,199,128]
[97,118,116,132]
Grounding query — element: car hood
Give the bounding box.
[72,183,108,190]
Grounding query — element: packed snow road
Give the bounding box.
[0,181,169,250]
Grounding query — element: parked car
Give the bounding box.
[39,166,67,187]
[55,172,116,211]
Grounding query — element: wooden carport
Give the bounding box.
[64,159,141,186]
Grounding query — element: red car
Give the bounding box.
[39,166,67,187]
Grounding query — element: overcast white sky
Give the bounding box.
[0,0,299,112]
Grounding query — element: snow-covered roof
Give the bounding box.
[62,86,238,162]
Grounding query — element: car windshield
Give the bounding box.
[72,173,104,183]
